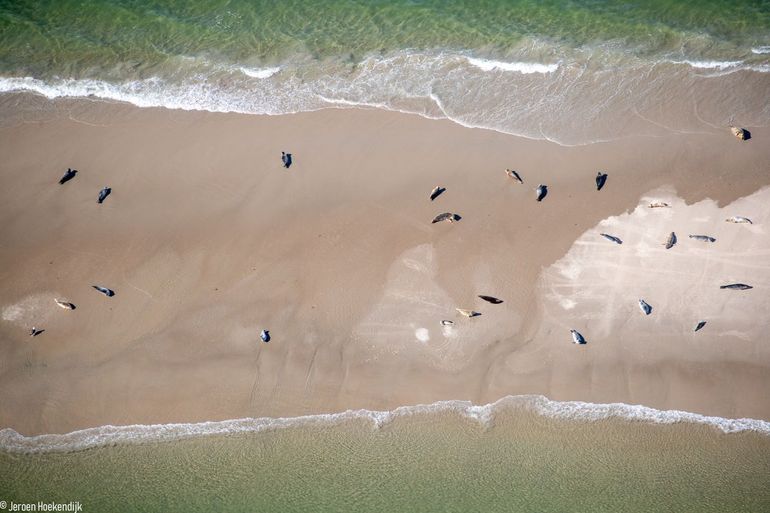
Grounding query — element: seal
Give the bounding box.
[600,233,623,244]
[648,202,670,208]
[281,151,292,168]
[430,186,446,201]
[720,283,752,290]
[478,295,503,304]
[638,299,652,315]
[59,168,77,185]
[432,212,461,224]
[440,320,454,326]
[260,330,270,342]
[97,186,111,204]
[663,232,677,249]
[725,216,752,224]
[688,235,716,242]
[54,299,76,310]
[505,169,523,184]
[92,285,115,297]
[536,184,548,202]
[456,308,481,318]
[595,172,608,191]
[694,321,707,332]
[570,329,587,344]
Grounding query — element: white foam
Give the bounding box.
[2,395,767,454]
[238,66,280,79]
[680,60,743,70]
[466,56,559,74]
[751,46,770,54]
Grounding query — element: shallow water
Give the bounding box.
[1,1,768,144]
[2,405,769,512]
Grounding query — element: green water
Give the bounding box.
[2,411,769,512]
[1,0,769,77]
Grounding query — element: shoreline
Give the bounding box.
[1,94,769,435]
[3,394,770,454]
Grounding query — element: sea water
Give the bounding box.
[1,396,769,512]
[0,0,768,144]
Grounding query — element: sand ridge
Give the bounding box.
[0,96,769,434]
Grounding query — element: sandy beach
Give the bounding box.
[1,94,769,435]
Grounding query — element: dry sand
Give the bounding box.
[0,94,769,435]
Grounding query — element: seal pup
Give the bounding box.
[54,299,76,310]
[694,321,707,332]
[505,169,523,184]
[663,232,677,249]
[92,285,115,297]
[432,212,461,224]
[648,202,670,208]
[281,151,292,168]
[29,327,44,337]
[730,126,750,141]
[97,187,111,204]
[600,233,623,244]
[570,329,587,344]
[430,186,446,201]
[725,216,752,224]
[440,320,454,326]
[478,295,503,304]
[260,330,270,342]
[456,308,481,318]
[59,168,77,185]
[535,184,548,202]
[595,172,608,191]
[720,283,752,290]
[688,235,716,243]
[638,299,652,315]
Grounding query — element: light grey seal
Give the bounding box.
[595,172,608,191]
[54,299,76,310]
[638,299,652,315]
[456,308,481,318]
[440,320,454,326]
[432,212,461,224]
[663,232,677,249]
[505,169,523,184]
[720,283,752,290]
[536,184,548,202]
[92,285,115,297]
[600,233,623,244]
[725,216,752,224]
[688,235,716,242]
[570,329,587,344]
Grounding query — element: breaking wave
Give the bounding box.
[2,395,768,454]
[0,47,768,145]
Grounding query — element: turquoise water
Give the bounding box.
[2,403,770,512]
[1,1,769,143]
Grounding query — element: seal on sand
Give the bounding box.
[595,172,608,191]
[432,212,461,224]
[570,329,587,344]
[505,169,523,184]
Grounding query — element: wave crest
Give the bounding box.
[2,395,768,454]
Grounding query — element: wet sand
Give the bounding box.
[0,94,769,435]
